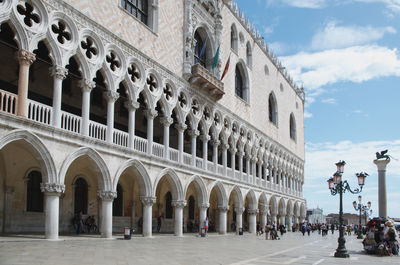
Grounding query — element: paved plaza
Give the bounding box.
[0,231,398,265]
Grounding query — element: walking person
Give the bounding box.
[75,210,83,235]
[157,214,162,233]
[265,223,270,240]
[331,224,335,234]
[204,217,209,235]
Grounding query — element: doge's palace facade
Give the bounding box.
[0,0,306,239]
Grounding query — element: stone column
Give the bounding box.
[140,196,156,237]
[222,143,229,176]
[286,215,292,231]
[248,209,258,234]
[98,190,117,238]
[245,155,251,180]
[258,162,262,180]
[40,183,65,240]
[160,116,173,159]
[176,123,187,163]
[79,79,95,136]
[104,91,119,144]
[271,213,277,225]
[374,159,390,219]
[144,109,158,155]
[130,200,136,227]
[189,130,199,166]
[16,50,35,118]
[230,147,236,177]
[125,101,140,149]
[218,206,228,235]
[50,66,68,128]
[172,200,186,237]
[238,151,244,180]
[235,207,244,234]
[212,140,220,173]
[279,215,286,227]
[260,207,268,229]
[251,157,257,184]
[200,135,210,170]
[199,203,209,234]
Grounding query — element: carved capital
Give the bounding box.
[175,123,187,132]
[248,209,259,215]
[235,207,244,214]
[16,49,36,66]
[218,205,229,212]
[144,109,158,119]
[199,203,210,209]
[124,101,140,111]
[103,90,119,103]
[40,183,65,194]
[160,116,173,127]
[140,196,156,206]
[171,200,187,208]
[211,140,220,147]
[229,147,237,154]
[79,79,96,93]
[199,134,210,142]
[97,190,117,201]
[222,144,230,151]
[50,66,68,80]
[188,129,200,138]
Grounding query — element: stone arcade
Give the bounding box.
[0,0,306,239]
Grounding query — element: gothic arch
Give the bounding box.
[244,189,258,210]
[184,175,208,206]
[153,168,184,201]
[59,147,112,191]
[113,159,152,196]
[0,129,57,184]
[209,181,228,207]
[228,185,244,209]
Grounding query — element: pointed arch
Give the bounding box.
[228,185,244,209]
[153,168,184,201]
[269,195,278,215]
[184,175,208,206]
[59,147,112,191]
[244,189,258,210]
[209,181,228,208]
[114,159,152,197]
[0,130,57,184]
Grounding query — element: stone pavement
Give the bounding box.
[0,231,398,265]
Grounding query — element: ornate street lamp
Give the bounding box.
[353,195,371,239]
[327,161,367,258]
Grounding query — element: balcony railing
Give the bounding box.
[0,89,302,197]
[190,64,224,100]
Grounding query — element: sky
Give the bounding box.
[235,0,400,218]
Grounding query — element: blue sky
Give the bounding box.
[235,0,400,218]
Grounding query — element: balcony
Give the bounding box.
[189,64,224,100]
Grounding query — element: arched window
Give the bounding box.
[269,93,278,125]
[290,113,296,141]
[235,65,243,99]
[165,192,173,219]
[194,31,206,68]
[188,196,195,220]
[231,24,238,53]
[246,42,252,67]
[74,177,88,214]
[26,171,43,212]
[113,183,123,216]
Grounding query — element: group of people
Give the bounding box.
[73,210,98,235]
[363,218,399,256]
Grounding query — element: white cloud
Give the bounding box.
[321,98,336,104]
[304,139,400,216]
[354,0,400,16]
[281,45,400,92]
[311,21,396,50]
[282,0,327,8]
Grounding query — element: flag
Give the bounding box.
[199,36,208,58]
[220,54,231,81]
[212,45,220,69]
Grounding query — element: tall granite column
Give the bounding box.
[373,159,390,219]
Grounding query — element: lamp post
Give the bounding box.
[352,195,371,239]
[327,161,368,258]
